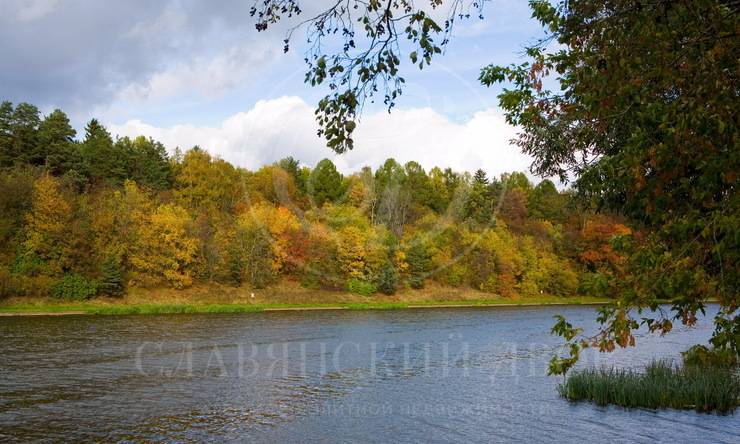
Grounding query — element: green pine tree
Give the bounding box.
[406,240,431,289]
[99,255,124,297]
[308,158,344,205]
[5,103,41,166]
[376,262,399,295]
[465,171,493,225]
[473,169,489,186]
[227,245,244,286]
[38,109,80,176]
[81,119,123,184]
[0,101,14,167]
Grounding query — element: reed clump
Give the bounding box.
[559,358,739,414]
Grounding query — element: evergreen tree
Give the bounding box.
[120,136,172,190]
[376,261,398,295]
[473,169,489,186]
[227,245,245,286]
[406,239,431,289]
[278,156,306,192]
[308,158,343,206]
[465,170,493,225]
[98,255,124,297]
[7,103,41,166]
[0,101,13,167]
[81,119,123,183]
[38,109,79,176]
[486,177,503,209]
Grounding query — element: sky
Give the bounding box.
[1,0,547,178]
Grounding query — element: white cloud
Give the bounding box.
[125,3,188,40]
[118,44,276,102]
[12,0,59,22]
[109,96,319,168]
[109,96,533,178]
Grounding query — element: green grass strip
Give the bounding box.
[0,296,610,316]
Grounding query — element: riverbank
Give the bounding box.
[0,282,609,316]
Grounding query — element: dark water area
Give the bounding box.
[0,305,737,442]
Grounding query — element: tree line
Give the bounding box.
[0,101,630,300]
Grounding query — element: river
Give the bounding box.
[0,305,736,442]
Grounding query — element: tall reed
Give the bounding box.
[559,360,739,414]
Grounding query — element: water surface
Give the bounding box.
[0,305,736,442]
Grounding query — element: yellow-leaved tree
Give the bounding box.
[336,224,388,282]
[237,203,300,274]
[337,225,368,280]
[130,203,198,288]
[174,148,244,212]
[90,180,152,267]
[22,175,73,275]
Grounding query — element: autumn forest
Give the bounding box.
[0,100,635,302]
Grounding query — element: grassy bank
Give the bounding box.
[0,282,608,315]
[559,360,739,414]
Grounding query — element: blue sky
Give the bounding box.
[2,0,546,176]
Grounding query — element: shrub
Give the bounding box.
[301,267,344,290]
[547,265,579,296]
[10,253,43,276]
[516,279,539,297]
[439,264,466,287]
[0,268,53,298]
[50,274,99,301]
[299,273,321,290]
[682,345,737,367]
[578,272,610,297]
[347,279,376,296]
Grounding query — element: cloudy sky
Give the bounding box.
[1,0,546,177]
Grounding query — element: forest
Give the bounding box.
[0,100,631,301]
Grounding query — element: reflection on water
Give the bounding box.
[0,305,736,443]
